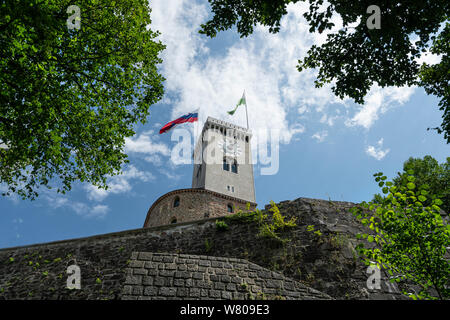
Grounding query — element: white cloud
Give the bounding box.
[345,85,415,129]
[158,168,182,182]
[144,154,163,166]
[366,138,390,160]
[149,0,415,149]
[298,106,308,114]
[149,0,340,147]
[311,130,328,143]
[124,130,170,156]
[47,196,69,209]
[42,190,109,219]
[89,205,109,219]
[84,165,155,201]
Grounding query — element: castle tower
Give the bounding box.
[143,116,256,228]
[192,117,256,203]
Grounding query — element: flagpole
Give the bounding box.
[244,90,249,130]
[193,108,200,162]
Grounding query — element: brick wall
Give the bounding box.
[122,252,332,300]
[144,189,256,227]
[0,197,412,300]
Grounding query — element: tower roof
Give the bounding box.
[203,116,251,134]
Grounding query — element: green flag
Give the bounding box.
[227,93,246,115]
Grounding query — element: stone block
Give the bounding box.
[159,270,175,277]
[163,256,175,263]
[222,291,232,299]
[189,288,200,298]
[130,252,139,260]
[138,252,153,261]
[165,263,177,270]
[193,272,204,280]
[144,287,158,296]
[122,285,132,295]
[211,261,223,268]
[214,282,225,290]
[129,260,145,268]
[226,283,236,291]
[125,275,142,285]
[153,277,166,286]
[132,268,147,276]
[175,271,191,279]
[132,286,143,295]
[142,276,153,286]
[173,279,185,287]
[198,260,211,267]
[159,287,176,297]
[209,290,221,299]
[144,261,157,269]
[177,287,188,297]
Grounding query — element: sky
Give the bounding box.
[0,0,448,249]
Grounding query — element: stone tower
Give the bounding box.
[143,116,256,228]
[192,116,256,203]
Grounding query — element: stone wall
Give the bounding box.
[0,197,413,300]
[144,188,256,227]
[122,252,331,300]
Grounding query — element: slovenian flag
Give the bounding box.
[227,92,246,115]
[159,111,198,134]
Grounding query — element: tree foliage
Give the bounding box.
[351,171,450,300]
[0,0,165,199]
[373,155,449,214]
[199,0,450,142]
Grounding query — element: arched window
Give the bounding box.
[170,217,177,224]
[223,157,230,171]
[227,204,234,213]
[231,160,238,174]
[173,196,180,208]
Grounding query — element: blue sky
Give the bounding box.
[0,0,449,249]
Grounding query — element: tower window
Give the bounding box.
[231,160,238,174]
[232,186,234,192]
[227,204,234,213]
[245,136,249,143]
[173,196,180,208]
[223,158,230,171]
[170,217,177,224]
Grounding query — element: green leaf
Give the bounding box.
[407,182,416,190]
[0,0,165,199]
